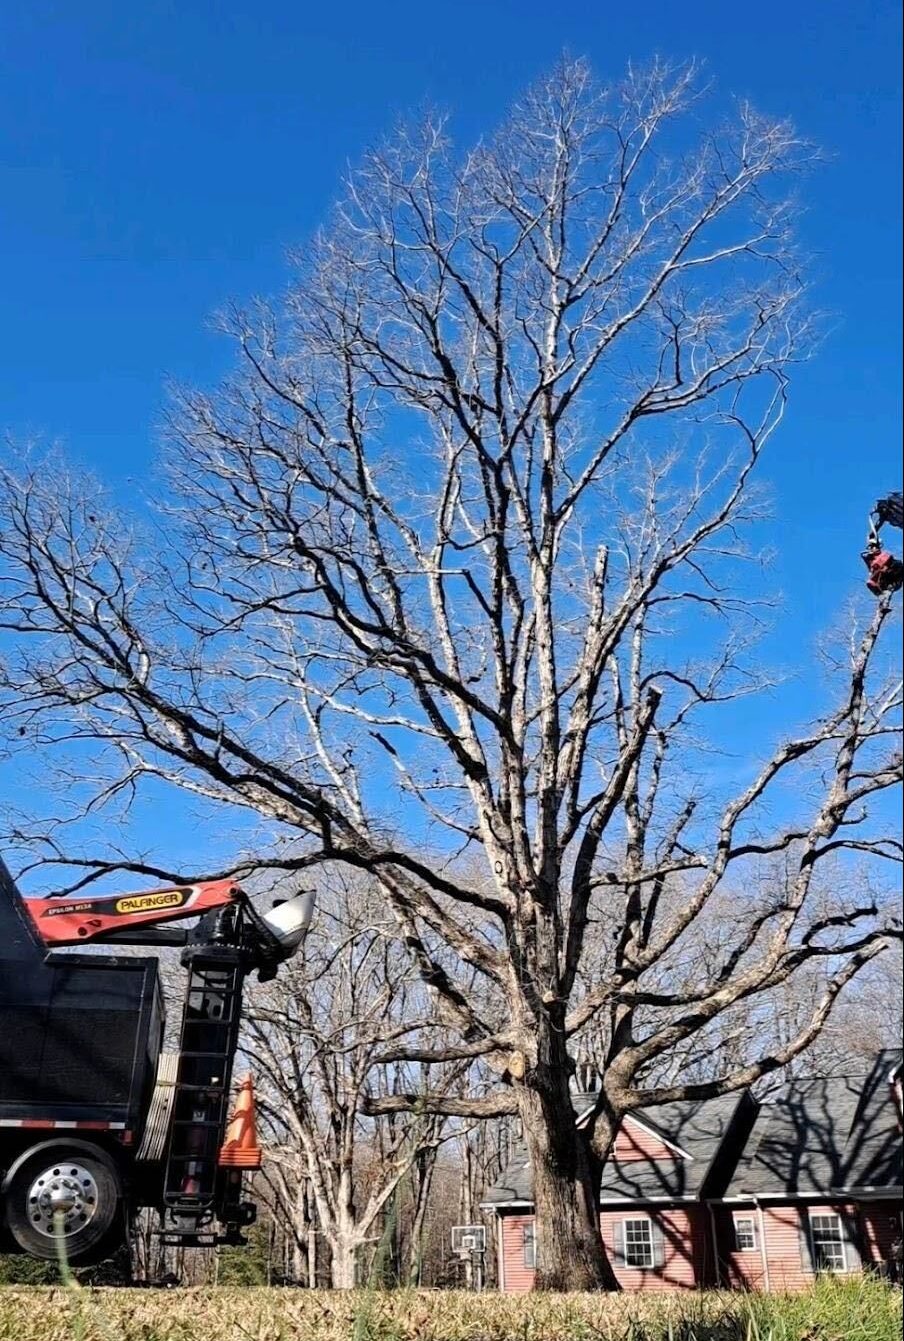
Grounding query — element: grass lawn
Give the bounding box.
[0,1278,900,1340]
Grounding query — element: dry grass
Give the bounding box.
[0,1279,900,1341]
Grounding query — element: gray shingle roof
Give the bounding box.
[482,1091,746,1207]
[842,1049,902,1191]
[726,1049,903,1199]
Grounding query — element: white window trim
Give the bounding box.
[808,1211,847,1273]
[733,1214,758,1252]
[621,1215,656,1270]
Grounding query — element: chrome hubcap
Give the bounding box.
[27,1163,99,1238]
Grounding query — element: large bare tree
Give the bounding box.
[1,59,901,1289]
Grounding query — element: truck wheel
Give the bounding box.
[2,1140,122,1263]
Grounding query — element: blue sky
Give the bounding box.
[1,0,901,886]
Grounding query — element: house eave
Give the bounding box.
[599,1195,698,1207]
[829,1184,903,1199]
[715,1193,811,1204]
[481,1195,700,1213]
[717,1187,902,1203]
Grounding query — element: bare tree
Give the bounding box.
[569,854,903,1094]
[0,59,901,1289]
[242,875,452,1288]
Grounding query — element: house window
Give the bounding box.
[623,1217,655,1269]
[522,1223,536,1269]
[733,1215,758,1251]
[809,1213,846,1272]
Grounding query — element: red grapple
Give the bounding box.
[863,548,904,596]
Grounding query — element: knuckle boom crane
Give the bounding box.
[862,491,904,595]
[0,857,313,1267]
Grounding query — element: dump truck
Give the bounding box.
[0,857,312,1265]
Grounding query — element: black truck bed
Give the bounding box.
[0,858,163,1134]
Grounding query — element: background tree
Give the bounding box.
[0,58,901,1289]
[242,874,454,1288]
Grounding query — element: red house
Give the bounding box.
[713,1050,903,1291]
[482,1091,754,1292]
[481,1049,902,1292]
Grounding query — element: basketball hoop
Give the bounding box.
[451,1224,487,1291]
[451,1224,486,1257]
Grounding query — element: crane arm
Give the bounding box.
[24,876,314,968]
[25,879,243,946]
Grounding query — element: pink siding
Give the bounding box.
[712,1204,767,1290]
[716,1203,879,1292]
[860,1203,902,1267]
[613,1118,677,1163]
[500,1201,903,1293]
[603,1207,708,1291]
[499,1208,709,1293]
[500,1213,538,1294]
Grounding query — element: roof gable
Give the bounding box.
[482,1091,744,1208]
[840,1048,903,1191]
[726,1051,903,1199]
[613,1115,690,1163]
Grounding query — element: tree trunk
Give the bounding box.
[407,1144,438,1287]
[305,1181,317,1288]
[460,1139,475,1290]
[329,1166,359,1288]
[290,1177,311,1285]
[329,1235,358,1289]
[517,1062,620,1290]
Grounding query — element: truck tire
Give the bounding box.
[1,1140,123,1264]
